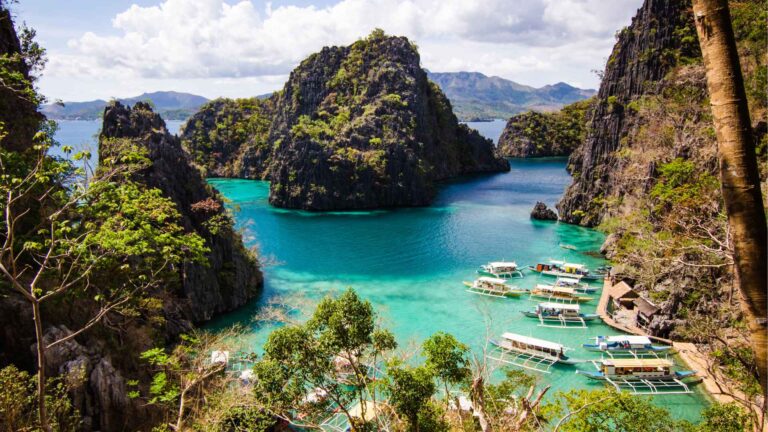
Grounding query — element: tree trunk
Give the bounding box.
[32,300,51,432]
[692,0,768,396]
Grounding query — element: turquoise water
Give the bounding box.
[205,157,710,423]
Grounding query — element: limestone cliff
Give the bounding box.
[181,31,509,210]
[497,98,593,158]
[100,101,263,321]
[556,0,699,226]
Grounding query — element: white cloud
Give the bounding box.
[41,0,643,100]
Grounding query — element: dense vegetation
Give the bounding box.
[497,98,594,157]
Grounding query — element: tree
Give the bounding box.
[0,138,207,430]
[252,288,397,430]
[0,365,79,432]
[692,0,768,397]
[422,332,470,411]
[385,361,437,432]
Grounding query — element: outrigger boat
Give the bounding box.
[582,335,672,353]
[555,277,598,293]
[477,261,524,279]
[464,277,528,298]
[522,302,599,327]
[577,358,699,394]
[487,332,580,373]
[529,284,593,303]
[529,260,601,281]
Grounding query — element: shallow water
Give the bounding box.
[205,156,710,422]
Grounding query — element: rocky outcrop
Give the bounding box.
[181,97,275,178]
[100,101,263,321]
[0,4,43,151]
[181,31,509,210]
[497,98,593,158]
[556,0,697,226]
[530,202,557,221]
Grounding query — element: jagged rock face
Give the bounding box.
[530,202,558,220]
[0,4,43,151]
[181,97,275,178]
[100,101,263,321]
[497,99,592,158]
[556,0,696,226]
[267,34,508,210]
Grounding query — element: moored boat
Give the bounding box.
[578,358,696,381]
[522,302,599,322]
[582,335,672,353]
[555,276,598,293]
[464,277,528,298]
[489,332,579,365]
[529,260,601,281]
[477,261,524,279]
[529,284,593,303]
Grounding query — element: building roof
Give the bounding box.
[634,296,660,316]
[501,332,563,351]
[612,281,639,299]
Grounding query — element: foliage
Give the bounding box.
[422,331,469,407]
[384,360,437,431]
[695,402,753,432]
[0,365,80,432]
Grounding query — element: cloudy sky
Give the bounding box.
[14,0,643,102]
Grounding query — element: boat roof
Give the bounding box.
[478,276,508,284]
[539,302,580,311]
[563,263,585,269]
[536,284,575,294]
[605,335,652,344]
[549,260,566,265]
[501,332,563,350]
[603,358,673,367]
[488,261,517,267]
[557,277,581,284]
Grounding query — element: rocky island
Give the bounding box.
[182,30,509,210]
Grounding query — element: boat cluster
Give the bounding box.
[463,259,700,395]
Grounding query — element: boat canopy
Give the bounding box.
[605,335,652,345]
[539,302,580,311]
[478,276,508,285]
[549,260,566,265]
[563,263,585,270]
[557,277,581,285]
[502,332,563,351]
[488,261,517,268]
[536,284,575,294]
[603,358,673,368]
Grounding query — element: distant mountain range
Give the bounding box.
[427,71,596,121]
[41,91,209,121]
[42,73,594,123]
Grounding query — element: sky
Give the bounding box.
[12,0,644,102]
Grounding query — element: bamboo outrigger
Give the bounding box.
[487,332,580,373]
[578,358,699,395]
[582,335,672,353]
[522,302,598,328]
[529,260,601,281]
[477,261,524,279]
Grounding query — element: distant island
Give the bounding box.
[427,71,595,121]
[40,91,209,121]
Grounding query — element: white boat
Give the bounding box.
[529,284,594,303]
[529,260,600,281]
[464,277,528,298]
[582,335,672,353]
[522,302,599,323]
[489,332,579,365]
[555,277,598,293]
[578,358,696,381]
[478,261,524,279]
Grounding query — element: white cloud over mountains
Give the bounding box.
[44,0,643,99]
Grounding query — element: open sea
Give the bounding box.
[54,118,710,423]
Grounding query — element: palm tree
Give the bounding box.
[692,0,768,396]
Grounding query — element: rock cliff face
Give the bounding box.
[497,98,593,158]
[181,32,509,210]
[556,0,697,226]
[100,101,263,321]
[0,5,43,151]
[182,97,275,178]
